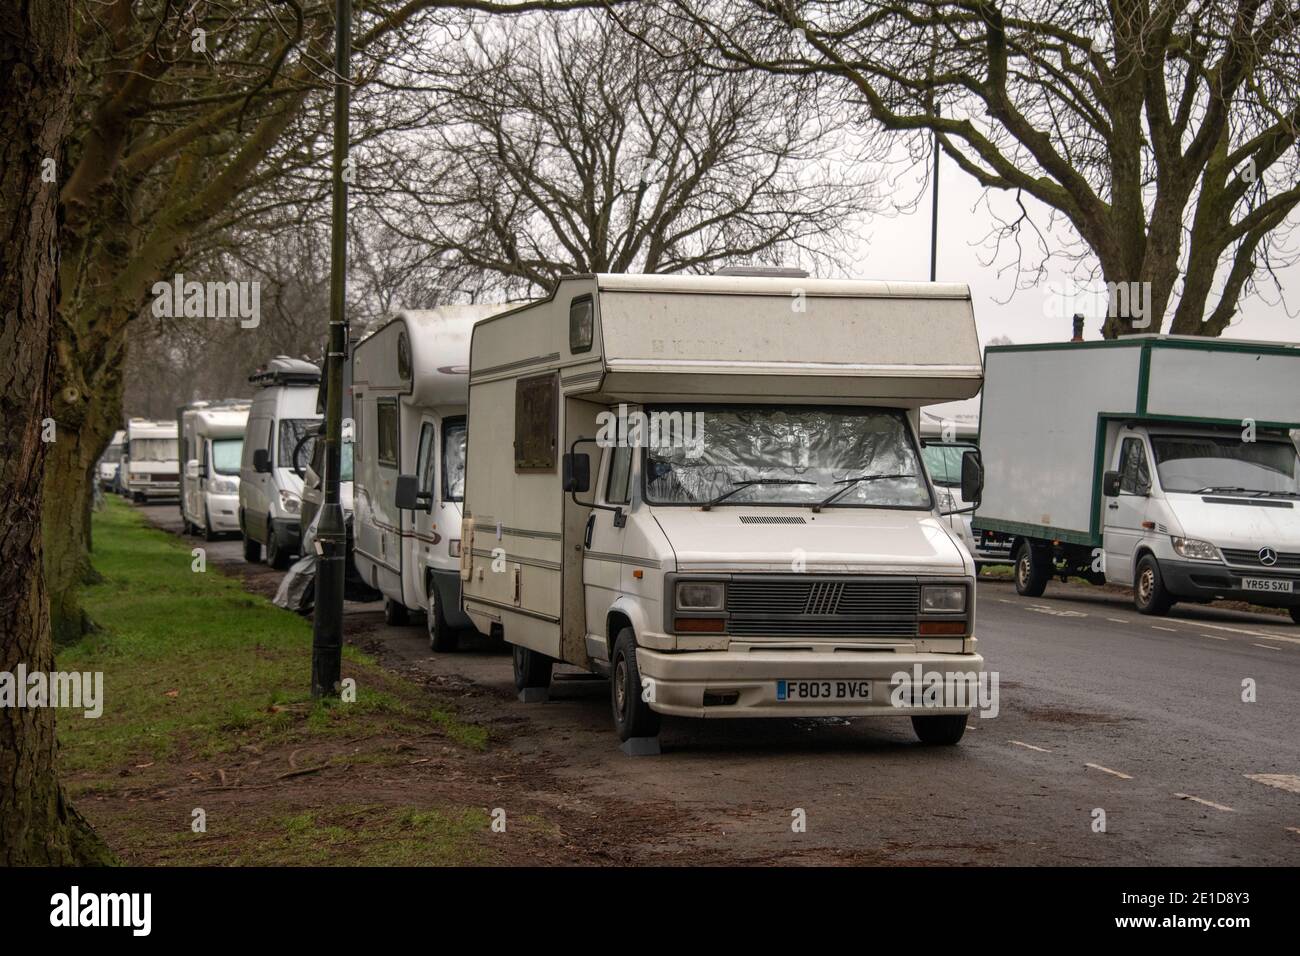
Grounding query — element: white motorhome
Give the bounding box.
[123,418,180,501]
[352,306,504,645]
[919,397,1012,570]
[974,337,1300,622]
[451,273,987,745]
[178,401,249,540]
[98,430,125,489]
[239,357,325,569]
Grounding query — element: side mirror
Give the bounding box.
[1103,470,1122,497]
[395,474,431,511]
[253,448,272,473]
[563,452,591,494]
[185,459,200,479]
[960,450,984,508]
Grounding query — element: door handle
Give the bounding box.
[583,513,595,549]
[1107,502,1119,510]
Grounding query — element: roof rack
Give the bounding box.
[248,356,321,387]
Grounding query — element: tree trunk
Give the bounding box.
[0,0,114,865]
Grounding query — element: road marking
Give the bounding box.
[1086,762,1133,780]
[1009,740,1052,753]
[1174,792,1235,812]
[1025,604,1088,618]
[1152,626,1178,632]
[1192,621,1300,646]
[1246,773,1300,795]
[1199,633,1229,641]
[1253,643,1282,651]
[1287,827,1300,836]
[1107,618,1127,624]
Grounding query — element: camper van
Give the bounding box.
[239,357,323,569]
[123,418,180,501]
[920,398,1012,570]
[98,430,125,489]
[353,307,504,644]
[179,401,250,540]
[440,273,986,745]
[975,337,1300,621]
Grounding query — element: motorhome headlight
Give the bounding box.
[1171,536,1221,562]
[921,584,967,613]
[449,539,461,558]
[129,472,146,482]
[675,581,725,611]
[279,489,301,515]
[209,476,237,495]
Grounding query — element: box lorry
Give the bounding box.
[123,418,180,501]
[920,397,1012,570]
[353,306,504,642]
[441,273,987,745]
[178,400,250,540]
[973,336,1300,622]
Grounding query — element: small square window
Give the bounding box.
[569,295,594,354]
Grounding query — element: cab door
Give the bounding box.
[405,418,440,609]
[1103,433,1154,583]
[583,444,632,652]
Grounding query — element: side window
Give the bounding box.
[442,418,466,502]
[569,295,594,354]
[607,445,632,505]
[514,373,558,470]
[416,423,436,495]
[1119,437,1151,494]
[377,400,399,468]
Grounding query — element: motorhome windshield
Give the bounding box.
[291,425,354,482]
[922,440,978,488]
[103,445,122,463]
[1151,434,1300,496]
[642,406,931,509]
[443,420,466,501]
[211,438,243,475]
[129,438,174,462]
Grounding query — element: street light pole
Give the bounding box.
[312,0,351,698]
[929,119,940,282]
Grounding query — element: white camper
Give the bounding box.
[239,357,325,569]
[353,307,506,642]
[450,273,987,745]
[919,397,1012,569]
[974,337,1300,622]
[123,418,180,501]
[98,430,125,489]
[179,401,250,539]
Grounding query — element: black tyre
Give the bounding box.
[266,516,290,570]
[1013,541,1050,597]
[203,504,217,542]
[1290,608,1300,626]
[610,628,661,741]
[132,492,145,503]
[911,714,968,745]
[1134,554,1174,616]
[384,598,410,627]
[512,642,553,691]
[427,587,459,652]
[242,532,261,563]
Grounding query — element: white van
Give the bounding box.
[238,358,323,569]
[98,430,125,489]
[352,307,504,643]
[975,337,1300,622]
[920,398,1012,570]
[448,273,987,745]
[179,401,249,540]
[123,418,180,501]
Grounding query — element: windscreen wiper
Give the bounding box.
[813,474,917,512]
[1194,486,1264,497]
[701,479,813,511]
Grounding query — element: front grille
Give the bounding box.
[1221,548,1300,569]
[726,578,920,637]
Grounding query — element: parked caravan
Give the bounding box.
[178,401,250,540]
[123,418,180,501]
[239,357,324,569]
[443,273,987,745]
[354,306,504,646]
[98,430,125,489]
[974,337,1300,621]
[919,398,1012,570]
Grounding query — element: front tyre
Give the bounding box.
[513,643,553,691]
[242,530,262,564]
[610,628,661,741]
[1134,554,1174,616]
[427,590,459,652]
[266,518,291,570]
[1290,607,1300,626]
[384,598,410,627]
[911,714,968,745]
[1014,541,1050,597]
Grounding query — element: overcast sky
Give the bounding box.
[846,152,1300,350]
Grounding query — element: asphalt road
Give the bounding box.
[140,501,1300,865]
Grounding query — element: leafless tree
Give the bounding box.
[649,0,1300,337]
